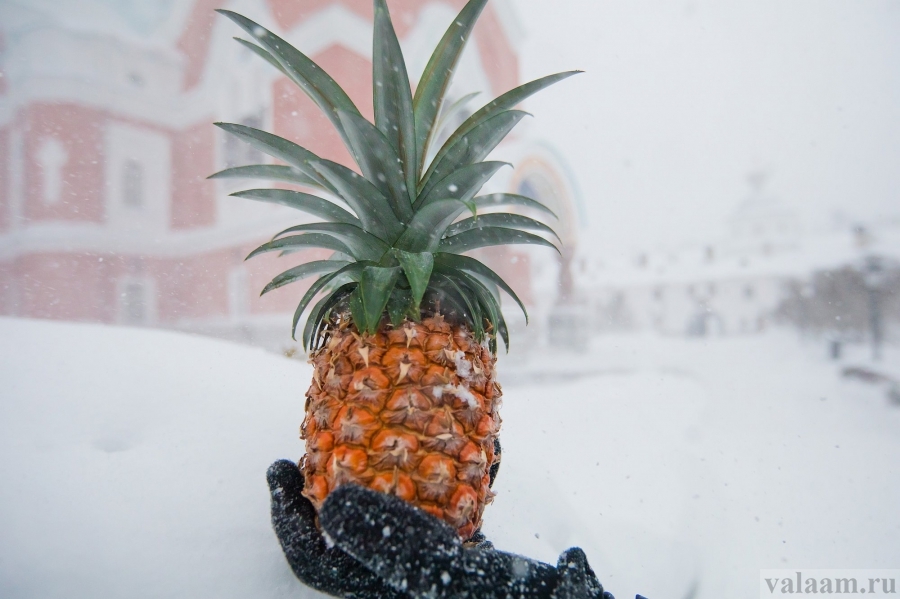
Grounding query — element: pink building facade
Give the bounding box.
[0,0,578,351]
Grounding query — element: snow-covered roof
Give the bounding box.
[729,195,797,223]
[575,218,900,290]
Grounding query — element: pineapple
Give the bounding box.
[211,0,576,540]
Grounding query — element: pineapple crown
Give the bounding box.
[210,0,578,354]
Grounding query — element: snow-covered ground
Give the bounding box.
[1,317,898,599]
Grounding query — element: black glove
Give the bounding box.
[266,459,624,599]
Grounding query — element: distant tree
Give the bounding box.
[776,263,900,341]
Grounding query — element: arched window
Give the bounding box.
[517,178,538,203]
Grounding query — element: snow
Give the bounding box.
[0,318,311,598]
[1,317,898,599]
[453,350,473,379]
[434,383,478,409]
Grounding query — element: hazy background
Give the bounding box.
[516,0,900,253]
[1,2,899,599]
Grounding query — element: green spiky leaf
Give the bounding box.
[418,161,510,209]
[394,199,471,253]
[426,71,581,182]
[230,189,360,226]
[212,123,333,191]
[232,38,288,77]
[347,287,368,336]
[261,260,351,296]
[459,272,501,347]
[215,5,572,351]
[247,234,353,261]
[310,160,402,241]
[474,193,557,219]
[209,165,322,190]
[438,265,508,351]
[373,0,417,203]
[337,110,412,222]
[434,272,483,340]
[217,11,362,148]
[392,249,434,310]
[420,111,528,199]
[304,282,356,351]
[358,266,401,333]
[432,92,481,150]
[444,213,561,242]
[439,226,559,255]
[434,253,529,323]
[293,262,369,341]
[386,287,416,326]
[270,223,389,260]
[413,0,488,176]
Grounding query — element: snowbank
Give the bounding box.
[0,318,313,598]
[1,317,898,599]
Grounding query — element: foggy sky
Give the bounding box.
[6,0,899,258]
[514,0,900,255]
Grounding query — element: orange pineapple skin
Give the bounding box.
[300,314,501,540]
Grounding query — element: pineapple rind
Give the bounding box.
[301,314,500,540]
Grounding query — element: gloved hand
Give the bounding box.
[267,459,626,599]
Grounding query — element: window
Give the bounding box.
[120,280,150,325]
[37,138,67,205]
[0,278,18,316]
[228,267,248,318]
[122,159,144,208]
[518,178,539,200]
[223,112,265,168]
[105,122,171,230]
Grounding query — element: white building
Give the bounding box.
[571,175,900,339]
